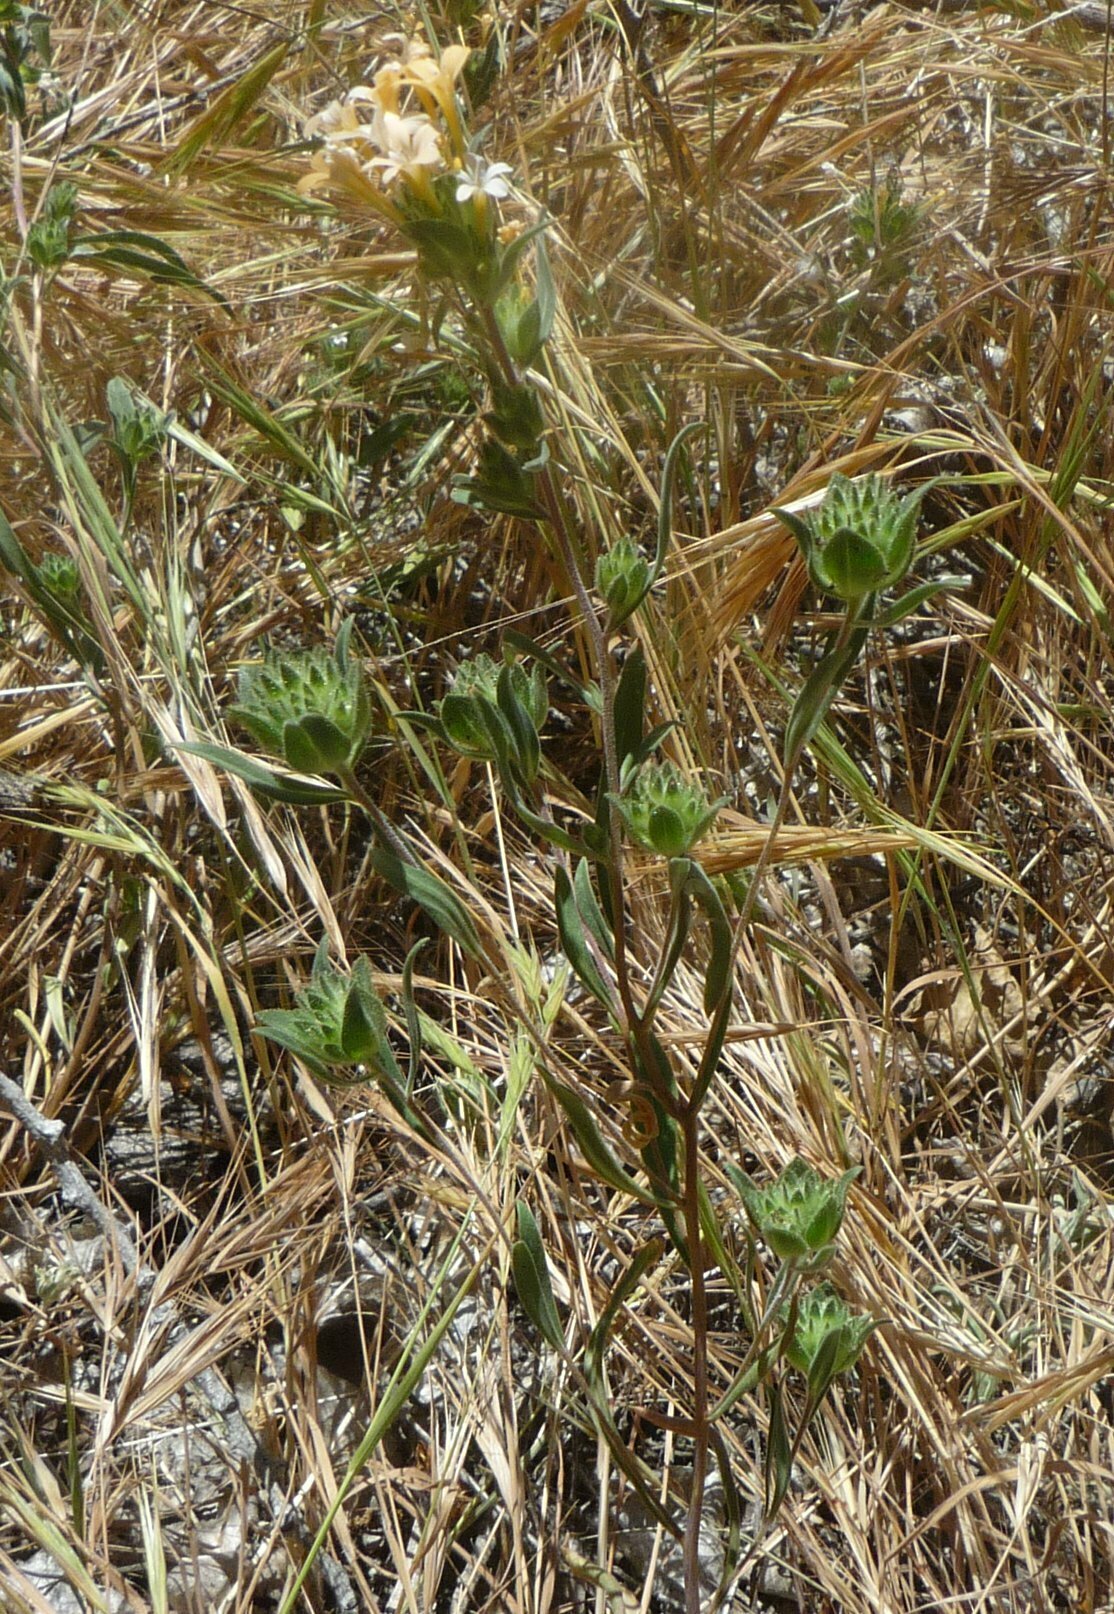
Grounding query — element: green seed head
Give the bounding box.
[783,1281,877,1386]
[440,654,547,765]
[35,552,81,600]
[231,641,371,775]
[255,950,393,1085]
[612,759,725,858]
[595,536,652,626]
[736,1157,860,1269]
[775,473,923,605]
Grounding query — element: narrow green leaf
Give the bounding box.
[0,504,32,580]
[369,845,483,961]
[653,421,704,589]
[784,623,868,764]
[400,939,426,1091]
[497,663,540,783]
[631,720,677,770]
[612,648,646,768]
[253,1009,327,1075]
[770,502,813,553]
[492,216,550,294]
[504,629,592,702]
[765,1382,793,1519]
[501,781,591,857]
[540,1071,660,1205]
[805,1325,845,1406]
[573,857,613,960]
[512,1202,564,1349]
[582,1238,681,1541]
[643,860,692,1023]
[709,1423,744,1609]
[585,1239,663,1386]
[873,575,968,629]
[554,867,614,1012]
[533,229,556,352]
[682,859,733,1015]
[72,231,228,308]
[175,739,347,804]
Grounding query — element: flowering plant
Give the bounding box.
[229,626,371,777]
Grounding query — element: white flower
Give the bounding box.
[368,109,444,187]
[377,33,434,70]
[455,155,513,205]
[305,87,377,147]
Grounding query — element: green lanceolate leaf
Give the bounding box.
[496,662,541,784]
[582,1238,681,1540]
[682,859,733,1016]
[540,1072,661,1205]
[500,780,592,857]
[400,939,427,1092]
[573,858,614,959]
[873,575,968,629]
[176,739,348,804]
[554,867,615,1012]
[765,1381,793,1519]
[783,621,869,765]
[653,421,704,591]
[72,230,229,308]
[504,630,593,705]
[533,230,556,353]
[612,647,646,769]
[369,844,483,962]
[643,860,692,1024]
[512,1202,564,1350]
[585,1238,663,1387]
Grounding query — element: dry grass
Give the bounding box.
[2,0,1114,1610]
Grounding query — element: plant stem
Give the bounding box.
[681,1101,710,1614]
[338,763,420,866]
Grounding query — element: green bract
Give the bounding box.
[439,653,547,782]
[733,1157,860,1269]
[34,551,81,601]
[611,759,725,858]
[595,537,652,628]
[783,1282,877,1394]
[773,473,924,606]
[230,632,371,777]
[254,945,397,1085]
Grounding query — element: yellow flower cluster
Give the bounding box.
[299,37,470,210]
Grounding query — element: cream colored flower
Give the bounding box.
[378,33,434,69]
[368,109,444,189]
[297,146,399,218]
[305,86,373,139]
[371,63,402,117]
[455,155,512,204]
[402,44,469,156]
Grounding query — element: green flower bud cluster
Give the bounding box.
[439,653,547,784]
[733,1156,860,1271]
[106,376,170,484]
[783,1282,877,1399]
[230,630,372,777]
[774,473,924,606]
[34,551,81,601]
[452,436,546,520]
[612,759,725,858]
[595,537,652,628]
[255,945,396,1085]
[27,181,78,271]
[496,281,549,367]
